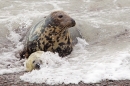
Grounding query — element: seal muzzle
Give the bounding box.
[71,19,76,27]
[35,63,40,70]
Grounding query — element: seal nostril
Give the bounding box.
[35,64,40,69]
[71,19,76,26]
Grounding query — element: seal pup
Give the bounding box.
[25,51,43,72]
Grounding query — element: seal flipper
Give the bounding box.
[69,27,83,46]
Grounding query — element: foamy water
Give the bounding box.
[1,0,130,85]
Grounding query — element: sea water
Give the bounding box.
[1,0,130,85]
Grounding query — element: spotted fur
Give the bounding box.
[20,11,76,59]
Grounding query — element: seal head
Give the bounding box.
[44,11,76,30]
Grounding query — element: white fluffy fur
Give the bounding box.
[25,51,43,72]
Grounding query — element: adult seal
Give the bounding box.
[20,11,82,59]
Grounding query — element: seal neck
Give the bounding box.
[44,26,68,36]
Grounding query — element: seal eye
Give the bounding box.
[33,60,35,63]
[58,15,63,18]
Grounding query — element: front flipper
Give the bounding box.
[69,26,83,46]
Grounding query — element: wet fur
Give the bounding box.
[20,11,76,59]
